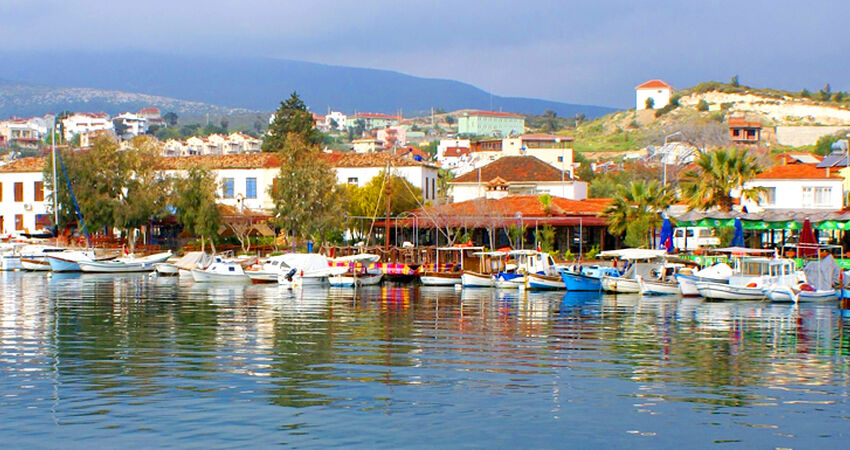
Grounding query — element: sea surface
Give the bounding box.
[1,271,849,448]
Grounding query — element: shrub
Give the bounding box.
[697,99,710,111]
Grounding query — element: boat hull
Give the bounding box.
[675,274,728,296]
[191,268,250,283]
[328,273,383,287]
[494,272,523,289]
[527,273,564,290]
[153,263,180,276]
[21,258,51,271]
[47,256,83,272]
[601,275,639,293]
[560,271,602,291]
[1,255,22,271]
[79,261,157,273]
[638,276,680,296]
[246,270,279,283]
[419,272,462,286]
[696,281,765,301]
[461,271,494,288]
[766,285,838,303]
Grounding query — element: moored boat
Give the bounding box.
[419,246,484,286]
[191,260,250,283]
[77,251,173,273]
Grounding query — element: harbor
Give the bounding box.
[1,270,849,447]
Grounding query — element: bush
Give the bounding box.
[585,244,600,260]
[697,99,710,111]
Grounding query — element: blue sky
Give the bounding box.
[1,0,846,107]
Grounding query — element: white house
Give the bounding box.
[0,116,49,148]
[113,112,148,136]
[449,155,587,203]
[635,79,673,110]
[325,111,348,131]
[326,152,440,202]
[460,134,576,177]
[436,138,470,161]
[62,113,113,141]
[0,157,52,237]
[741,162,844,211]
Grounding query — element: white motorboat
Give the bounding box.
[328,271,383,287]
[271,253,346,287]
[598,249,667,294]
[765,284,838,303]
[767,250,842,303]
[494,250,560,290]
[47,250,118,272]
[637,276,681,296]
[20,244,66,271]
[153,262,180,276]
[675,263,733,296]
[0,243,24,271]
[698,257,801,301]
[191,260,250,283]
[77,251,173,273]
[527,272,565,290]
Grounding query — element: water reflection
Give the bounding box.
[1,273,849,446]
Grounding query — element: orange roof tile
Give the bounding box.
[0,156,45,173]
[755,163,841,180]
[443,147,470,158]
[635,79,673,90]
[452,156,567,183]
[403,195,611,228]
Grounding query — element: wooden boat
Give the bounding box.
[494,250,560,290]
[527,272,564,290]
[698,257,800,301]
[419,246,484,286]
[560,266,620,291]
[153,262,180,276]
[191,261,250,283]
[20,244,66,271]
[461,251,508,288]
[77,251,173,273]
[597,249,667,294]
[47,250,118,272]
[637,274,680,296]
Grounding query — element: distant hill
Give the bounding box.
[0,51,615,119]
[0,79,251,118]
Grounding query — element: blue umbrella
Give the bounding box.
[731,217,745,247]
[658,217,674,252]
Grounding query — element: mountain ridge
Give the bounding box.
[0,51,615,119]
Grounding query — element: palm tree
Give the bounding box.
[604,180,676,247]
[680,148,763,211]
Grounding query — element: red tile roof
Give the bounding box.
[635,79,673,90]
[452,156,568,183]
[157,153,281,170]
[728,118,762,128]
[322,151,431,168]
[403,195,611,228]
[0,156,45,173]
[443,147,470,158]
[755,163,842,180]
[464,110,523,118]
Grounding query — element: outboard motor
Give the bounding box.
[284,268,297,282]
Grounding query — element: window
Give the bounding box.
[34,181,44,202]
[431,178,436,200]
[557,156,564,162]
[35,214,50,228]
[245,177,257,199]
[424,178,429,199]
[347,177,358,185]
[0,182,3,201]
[802,186,831,207]
[760,187,776,206]
[0,216,3,233]
[222,178,234,198]
[14,182,23,202]
[15,214,23,231]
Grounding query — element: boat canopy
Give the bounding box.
[712,247,775,255]
[276,253,331,271]
[598,249,666,260]
[435,246,485,252]
[175,251,215,270]
[329,253,380,264]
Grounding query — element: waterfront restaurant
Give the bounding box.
[384,195,616,256]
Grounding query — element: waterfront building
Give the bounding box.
[742,162,844,211]
[457,110,525,137]
[0,157,51,236]
[635,79,673,110]
[449,155,586,203]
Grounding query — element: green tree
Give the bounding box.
[800,88,811,98]
[173,167,221,253]
[345,171,423,239]
[271,134,343,245]
[730,75,740,87]
[445,115,456,125]
[163,112,178,127]
[112,119,129,136]
[697,99,710,111]
[645,97,655,109]
[262,92,321,152]
[679,148,763,212]
[604,180,675,248]
[820,83,832,101]
[542,109,558,132]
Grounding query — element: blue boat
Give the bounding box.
[560,266,620,291]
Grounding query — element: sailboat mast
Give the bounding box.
[51,115,58,241]
[384,176,391,253]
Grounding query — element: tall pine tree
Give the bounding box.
[262,91,321,152]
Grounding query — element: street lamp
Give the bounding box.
[662,131,683,186]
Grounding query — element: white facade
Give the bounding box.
[62,113,113,140]
[0,117,49,146]
[436,139,470,160]
[0,170,51,237]
[635,80,673,110]
[742,178,844,211]
[451,180,587,204]
[334,165,440,202]
[325,111,348,131]
[113,112,148,136]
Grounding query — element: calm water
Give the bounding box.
[1,272,849,448]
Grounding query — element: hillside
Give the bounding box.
[0,79,252,118]
[0,51,616,119]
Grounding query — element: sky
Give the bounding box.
[0,0,847,108]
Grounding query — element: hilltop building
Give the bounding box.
[635,79,673,110]
[457,111,525,137]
